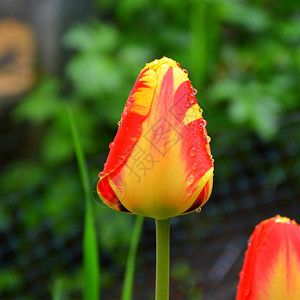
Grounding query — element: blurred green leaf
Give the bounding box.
[118,45,153,76]
[1,160,44,193]
[13,79,62,124]
[66,54,121,98]
[0,268,22,291]
[42,127,74,165]
[64,22,119,53]
[116,0,150,22]
[220,0,271,32]
[277,18,300,43]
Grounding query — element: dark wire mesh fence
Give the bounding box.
[1,111,300,299]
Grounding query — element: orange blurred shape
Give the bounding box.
[0,18,36,99]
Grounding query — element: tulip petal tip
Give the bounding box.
[237,215,300,300]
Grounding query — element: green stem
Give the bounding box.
[155,219,171,300]
[121,215,144,300]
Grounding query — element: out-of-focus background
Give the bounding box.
[1,0,300,299]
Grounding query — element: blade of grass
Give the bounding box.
[67,108,100,300]
[121,215,144,300]
[52,279,63,300]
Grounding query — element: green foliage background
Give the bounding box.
[1,0,300,298]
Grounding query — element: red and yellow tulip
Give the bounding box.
[236,215,300,300]
[97,57,214,220]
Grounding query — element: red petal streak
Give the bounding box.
[173,82,214,198]
[97,68,156,210]
[149,67,175,153]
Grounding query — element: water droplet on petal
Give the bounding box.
[187,174,194,186]
[109,142,115,149]
[192,162,198,170]
[176,62,181,67]
[193,132,197,137]
[202,119,207,127]
[205,136,211,143]
[121,111,128,118]
[199,108,203,114]
[117,121,122,126]
[189,96,197,105]
[196,207,202,213]
[193,88,197,95]
[183,69,189,75]
[190,146,197,157]
[98,172,103,178]
[126,101,132,108]
[197,142,202,149]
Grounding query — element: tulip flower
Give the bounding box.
[236,215,300,300]
[97,57,214,220]
[97,57,214,300]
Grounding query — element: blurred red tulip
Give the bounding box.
[237,215,300,300]
[97,57,214,220]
